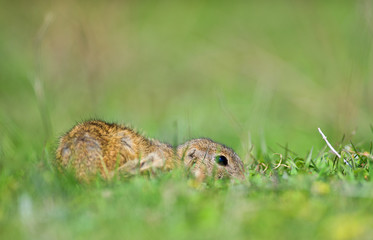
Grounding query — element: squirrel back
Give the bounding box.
[56,120,175,180]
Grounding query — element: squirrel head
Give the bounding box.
[176,138,245,181]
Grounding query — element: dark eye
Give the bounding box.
[216,155,228,166]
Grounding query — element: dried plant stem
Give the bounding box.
[33,13,54,140]
[318,128,341,158]
[318,128,351,167]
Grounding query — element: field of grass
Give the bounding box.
[1,1,373,239]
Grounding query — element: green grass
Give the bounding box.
[1,138,373,240]
[1,0,373,239]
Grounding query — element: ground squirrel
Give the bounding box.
[56,120,245,180]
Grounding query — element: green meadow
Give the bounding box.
[1,1,373,239]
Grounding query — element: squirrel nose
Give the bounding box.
[238,173,246,181]
[235,170,246,181]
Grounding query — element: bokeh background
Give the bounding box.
[1,0,373,160]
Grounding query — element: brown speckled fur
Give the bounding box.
[56,120,175,180]
[56,120,245,181]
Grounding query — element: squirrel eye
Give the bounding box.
[216,155,228,166]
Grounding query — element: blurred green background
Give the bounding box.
[1,0,373,158]
[2,1,373,240]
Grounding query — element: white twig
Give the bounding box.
[318,128,341,158]
[318,128,351,167]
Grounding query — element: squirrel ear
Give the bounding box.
[177,144,197,161]
[187,148,196,158]
[180,147,196,160]
[179,147,197,167]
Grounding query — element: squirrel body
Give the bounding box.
[56,120,175,179]
[56,120,245,180]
